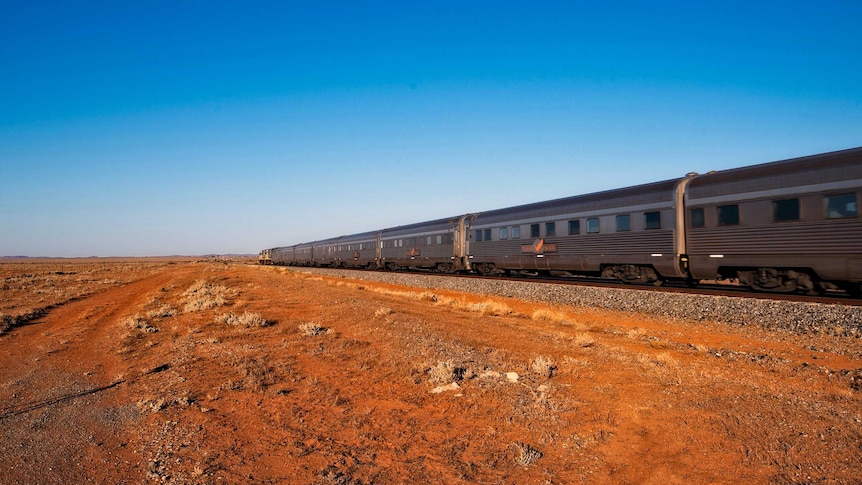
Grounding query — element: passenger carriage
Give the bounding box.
[379,216,466,272]
[685,147,862,294]
[465,177,696,284]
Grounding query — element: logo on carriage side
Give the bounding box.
[407,248,421,257]
[521,238,557,254]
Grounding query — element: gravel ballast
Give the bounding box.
[278,267,862,335]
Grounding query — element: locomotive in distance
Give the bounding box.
[261,147,862,296]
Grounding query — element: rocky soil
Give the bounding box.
[1,260,860,484]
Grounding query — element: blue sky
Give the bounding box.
[2,1,860,257]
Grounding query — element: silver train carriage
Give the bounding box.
[261,146,861,295]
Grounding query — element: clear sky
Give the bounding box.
[2,1,860,257]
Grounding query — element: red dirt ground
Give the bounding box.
[1,260,860,484]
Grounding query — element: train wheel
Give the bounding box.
[741,268,816,294]
[436,263,455,273]
[475,263,498,276]
[603,265,661,285]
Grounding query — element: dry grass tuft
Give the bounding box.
[236,355,274,392]
[122,313,158,333]
[416,291,438,302]
[574,334,596,348]
[182,280,233,313]
[0,313,12,334]
[531,355,557,378]
[469,301,513,316]
[373,307,394,318]
[299,322,330,336]
[637,351,681,385]
[532,308,569,323]
[512,442,543,468]
[217,311,269,328]
[146,304,176,320]
[427,360,456,384]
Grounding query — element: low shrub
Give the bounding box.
[299,322,329,336]
[216,311,269,327]
[182,280,233,313]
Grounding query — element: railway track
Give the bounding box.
[458,273,862,306]
[280,264,862,307]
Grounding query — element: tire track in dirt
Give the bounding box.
[0,265,193,484]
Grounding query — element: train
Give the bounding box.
[260,147,862,296]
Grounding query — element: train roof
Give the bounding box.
[472,177,683,223]
[688,146,862,198]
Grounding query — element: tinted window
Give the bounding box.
[512,226,520,239]
[717,205,739,226]
[616,215,631,232]
[587,218,600,233]
[475,230,482,242]
[484,229,492,241]
[499,227,508,240]
[644,211,661,230]
[773,199,800,222]
[444,234,453,244]
[825,193,857,218]
[436,235,442,244]
[546,222,556,237]
[568,220,580,235]
[530,224,540,238]
[690,208,705,228]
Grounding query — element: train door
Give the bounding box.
[453,214,476,271]
[375,232,382,267]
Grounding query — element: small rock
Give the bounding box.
[430,382,460,394]
[506,372,519,383]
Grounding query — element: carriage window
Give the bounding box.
[586,218,600,233]
[484,229,492,241]
[437,235,442,244]
[690,208,705,228]
[616,215,631,232]
[644,211,661,230]
[512,226,520,239]
[568,220,580,235]
[427,236,432,245]
[444,234,453,244]
[545,222,556,237]
[475,230,483,242]
[825,193,857,218]
[499,227,508,240]
[773,198,800,221]
[530,224,540,238]
[717,205,739,225]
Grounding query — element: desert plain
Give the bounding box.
[1,259,860,484]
